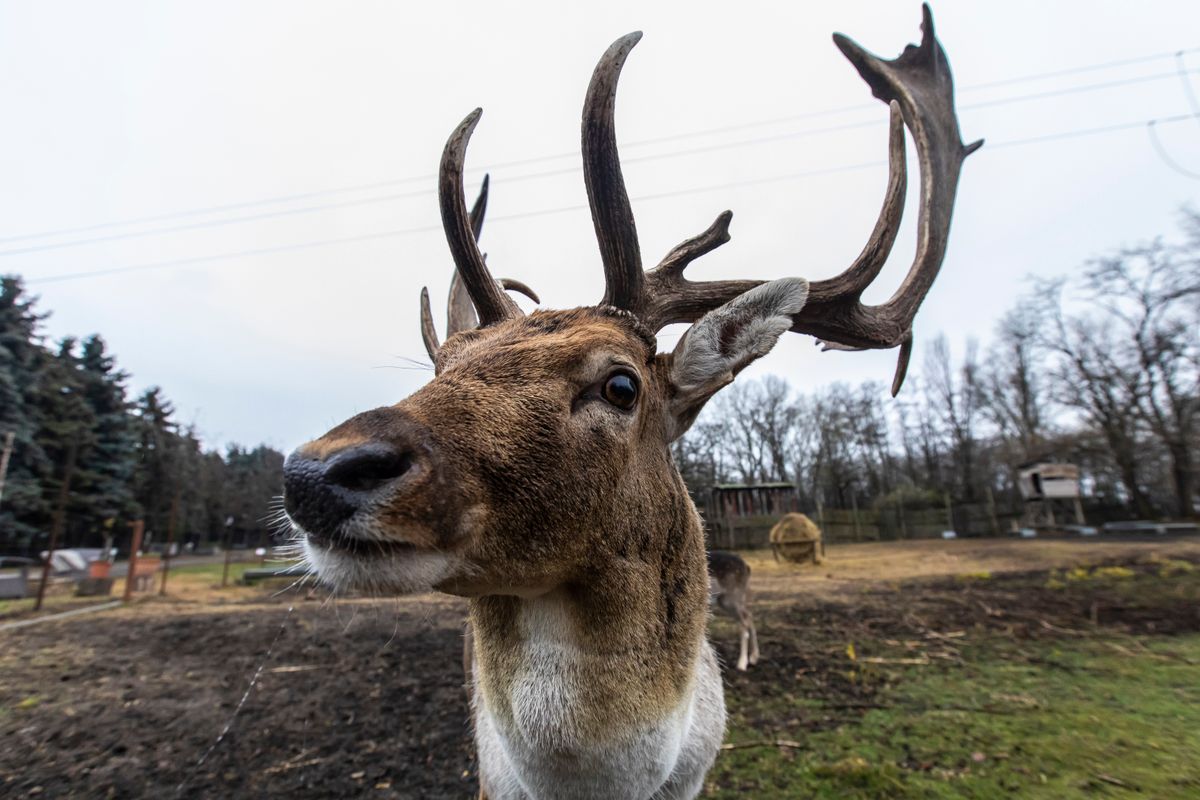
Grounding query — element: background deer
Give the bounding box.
[282,5,978,798]
[707,550,759,672]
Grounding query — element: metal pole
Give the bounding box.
[0,430,15,511]
[123,520,145,603]
[34,440,77,612]
[159,488,180,596]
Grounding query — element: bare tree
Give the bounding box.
[1083,239,1200,517]
[985,305,1049,458]
[925,335,986,501]
[1035,279,1156,517]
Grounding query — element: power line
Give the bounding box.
[6,66,1198,260]
[25,112,1197,286]
[3,44,1198,246]
[1147,120,1200,180]
[1144,51,1200,179]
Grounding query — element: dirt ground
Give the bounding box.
[1,537,1198,799]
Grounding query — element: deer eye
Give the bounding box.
[601,372,639,410]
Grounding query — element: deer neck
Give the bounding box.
[468,489,710,747]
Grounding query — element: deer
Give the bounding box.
[707,550,759,672]
[281,5,979,798]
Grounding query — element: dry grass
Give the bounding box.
[740,536,1200,606]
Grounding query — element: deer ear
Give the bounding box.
[666,277,808,440]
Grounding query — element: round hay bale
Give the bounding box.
[769,513,824,564]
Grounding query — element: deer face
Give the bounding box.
[284,309,654,595]
[285,281,807,596]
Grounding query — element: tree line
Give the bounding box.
[0,276,284,557]
[675,211,1200,525]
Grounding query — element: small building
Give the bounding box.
[703,483,800,549]
[1017,462,1081,501]
[1017,461,1085,529]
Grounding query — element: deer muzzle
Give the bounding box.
[283,408,454,552]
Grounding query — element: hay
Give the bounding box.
[770,513,824,564]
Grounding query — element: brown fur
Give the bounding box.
[299,308,710,739]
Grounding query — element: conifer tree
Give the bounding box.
[0,276,51,549]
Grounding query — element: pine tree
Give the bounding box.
[71,335,140,543]
[28,338,97,551]
[131,387,179,547]
[0,276,51,550]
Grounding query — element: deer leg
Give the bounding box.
[729,623,748,671]
[747,609,760,665]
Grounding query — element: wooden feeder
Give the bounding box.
[768,513,824,565]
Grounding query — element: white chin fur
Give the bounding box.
[300,533,455,595]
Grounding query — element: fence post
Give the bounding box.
[123,520,145,603]
[944,492,954,534]
[851,495,861,541]
[34,440,77,612]
[159,488,180,596]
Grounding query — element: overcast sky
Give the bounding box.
[1,1,1198,453]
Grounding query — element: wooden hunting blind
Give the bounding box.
[1017,461,1086,529]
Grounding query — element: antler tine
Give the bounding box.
[583,32,645,311]
[499,278,541,305]
[439,110,521,328]
[446,174,491,337]
[470,173,489,240]
[419,287,440,362]
[818,100,908,302]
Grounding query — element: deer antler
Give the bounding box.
[587,5,981,395]
[438,110,523,330]
[582,32,646,311]
[421,172,541,361]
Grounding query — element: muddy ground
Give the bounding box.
[2,539,1198,799]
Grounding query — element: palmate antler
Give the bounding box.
[437,4,979,394]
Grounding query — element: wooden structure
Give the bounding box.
[768,513,824,564]
[704,483,800,549]
[0,556,35,599]
[1016,461,1085,530]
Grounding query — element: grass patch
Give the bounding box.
[165,560,260,582]
[709,633,1200,798]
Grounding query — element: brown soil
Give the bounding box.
[1,538,1197,799]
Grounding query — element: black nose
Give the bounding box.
[325,446,414,491]
[283,444,415,536]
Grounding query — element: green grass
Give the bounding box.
[709,634,1200,798]
[165,560,259,581]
